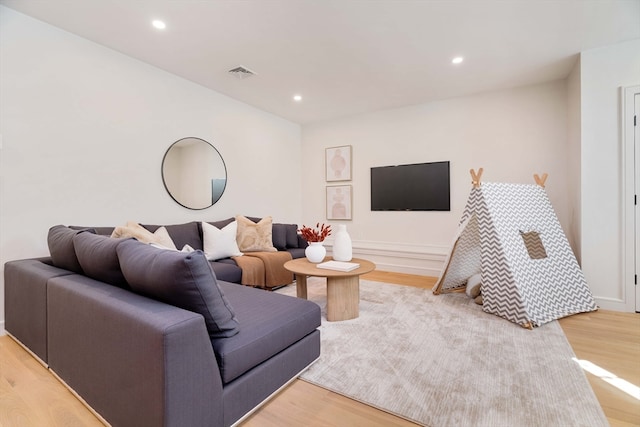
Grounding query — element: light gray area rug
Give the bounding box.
[276,278,608,427]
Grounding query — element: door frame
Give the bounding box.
[622,85,639,312]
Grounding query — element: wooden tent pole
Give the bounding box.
[470,168,484,188]
[534,173,548,188]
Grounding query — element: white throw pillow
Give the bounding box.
[202,221,243,260]
[149,242,194,252]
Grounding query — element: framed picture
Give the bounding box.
[326,185,352,220]
[325,145,352,181]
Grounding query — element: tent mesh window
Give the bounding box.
[519,230,547,259]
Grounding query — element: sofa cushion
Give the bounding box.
[202,221,242,261]
[286,248,306,259]
[235,215,277,252]
[271,224,288,251]
[48,225,95,273]
[117,240,239,338]
[70,225,115,236]
[209,261,243,283]
[205,218,235,230]
[73,233,131,289]
[142,222,202,251]
[285,224,299,248]
[212,282,321,384]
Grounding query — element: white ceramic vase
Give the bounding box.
[332,224,353,261]
[305,241,326,263]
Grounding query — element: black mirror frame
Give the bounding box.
[161,137,227,210]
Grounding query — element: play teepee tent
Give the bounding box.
[433,169,598,328]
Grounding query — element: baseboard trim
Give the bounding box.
[367,260,442,277]
[594,296,632,312]
[0,321,5,337]
[324,239,449,277]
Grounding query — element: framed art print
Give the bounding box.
[326,185,352,220]
[325,145,352,181]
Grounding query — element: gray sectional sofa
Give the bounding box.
[4,223,321,427]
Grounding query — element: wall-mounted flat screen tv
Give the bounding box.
[371,161,450,211]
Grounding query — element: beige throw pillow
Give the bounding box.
[235,215,277,252]
[111,222,177,250]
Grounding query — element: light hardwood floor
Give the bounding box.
[1,271,638,427]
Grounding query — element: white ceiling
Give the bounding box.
[2,0,639,124]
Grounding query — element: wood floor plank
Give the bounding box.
[0,270,638,426]
[558,309,640,427]
[242,379,419,427]
[0,337,104,427]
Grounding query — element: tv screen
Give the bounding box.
[371,161,450,211]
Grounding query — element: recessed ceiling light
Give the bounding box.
[293,94,302,102]
[452,56,464,64]
[152,20,166,30]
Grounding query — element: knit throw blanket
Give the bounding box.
[232,251,293,288]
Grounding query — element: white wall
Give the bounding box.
[0,7,302,332]
[580,38,640,311]
[302,80,571,276]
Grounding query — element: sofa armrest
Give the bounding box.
[47,275,223,427]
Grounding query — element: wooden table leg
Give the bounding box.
[326,275,359,321]
[296,274,308,299]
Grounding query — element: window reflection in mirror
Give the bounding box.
[162,137,227,210]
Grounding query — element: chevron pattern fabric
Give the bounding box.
[435,182,598,328]
[433,187,482,293]
[433,216,481,293]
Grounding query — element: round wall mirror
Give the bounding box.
[161,137,227,210]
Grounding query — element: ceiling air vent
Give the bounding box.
[228,65,256,79]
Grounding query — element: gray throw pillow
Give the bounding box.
[47,225,95,273]
[271,224,288,250]
[206,218,235,230]
[73,233,131,289]
[285,224,299,248]
[70,225,115,236]
[117,239,239,338]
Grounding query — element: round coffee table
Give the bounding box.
[283,257,375,321]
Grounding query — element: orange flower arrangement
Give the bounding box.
[298,223,332,243]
